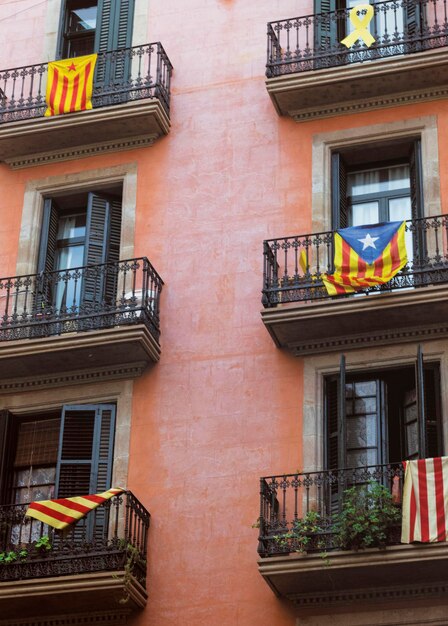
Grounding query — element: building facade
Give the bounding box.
[0,1,447,625]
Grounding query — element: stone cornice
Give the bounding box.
[0,362,147,393]
[266,45,448,120]
[0,98,170,166]
[5,134,157,169]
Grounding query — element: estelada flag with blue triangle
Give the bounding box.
[322,220,407,295]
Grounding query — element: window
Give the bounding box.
[37,188,122,313]
[0,404,116,505]
[331,138,423,230]
[58,0,135,59]
[325,351,443,472]
[62,0,98,58]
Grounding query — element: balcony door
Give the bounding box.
[0,405,116,544]
[58,0,135,92]
[37,191,122,323]
[314,0,422,65]
[325,353,443,473]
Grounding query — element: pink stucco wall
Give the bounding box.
[1,1,448,624]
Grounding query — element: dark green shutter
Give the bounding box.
[0,411,13,503]
[331,152,348,230]
[424,364,443,458]
[82,192,121,307]
[36,199,59,312]
[404,0,422,41]
[55,404,116,540]
[325,356,346,514]
[94,0,135,87]
[314,0,338,64]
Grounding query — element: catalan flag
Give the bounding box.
[45,54,97,117]
[401,457,448,543]
[25,487,123,530]
[322,220,407,296]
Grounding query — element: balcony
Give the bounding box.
[0,257,163,388]
[266,0,448,120]
[0,491,149,622]
[0,43,172,167]
[261,215,448,355]
[258,465,448,613]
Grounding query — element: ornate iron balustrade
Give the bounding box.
[258,464,404,557]
[0,491,150,584]
[0,257,163,342]
[262,214,448,307]
[0,42,172,123]
[267,0,448,77]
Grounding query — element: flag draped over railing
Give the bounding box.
[25,487,123,530]
[45,54,97,117]
[401,457,448,543]
[322,220,407,295]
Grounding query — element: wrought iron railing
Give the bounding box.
[0,491,150,583]
[0,42,172,123]
[258,464,404,556]
[267,0,448,77]
[262,214,448,307]
[0,256,163,342]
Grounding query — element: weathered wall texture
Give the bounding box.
[0,0,447,625]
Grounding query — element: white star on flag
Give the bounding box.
[358,233,379,250]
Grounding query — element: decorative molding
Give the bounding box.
[288,580,448,609]
[266,45,448,119]
[6,134,157,169]
[0,362,147,393]
[290,322,448,356]
[291,86,448,121]
[0,610,130,626]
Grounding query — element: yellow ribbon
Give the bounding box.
[341,4,375,48]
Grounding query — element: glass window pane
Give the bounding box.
[68,5,97,33]
[348,170,381,196]
[348,165,410,196]
[57,214,86,240]
[347,449,379,468]
[350,201,379,226]
[347,415,378,448]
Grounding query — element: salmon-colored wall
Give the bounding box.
[1,0,448,624]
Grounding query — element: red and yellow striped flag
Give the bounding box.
[25,487,123,530]
[401,458,448,543]
[45,54,97,117]
[322,221,407,296]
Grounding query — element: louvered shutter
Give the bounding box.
[409,139,426,280]
[55,404,116,541]
[82,193,110,309]
[314,0,338,67]
[0,411,13,503]
[94,0,135,89]
[36,199,59,313]
[424,364,443,459]
[325,355,346,515]
[404,0,422,43]
[104,197,122,306]
[82,192,121,309]
[331,152,349,230]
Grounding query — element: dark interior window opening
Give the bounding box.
[62,0,98,58]
[325,360,443,471]
[0,404,116,506]
[331,136,423,231]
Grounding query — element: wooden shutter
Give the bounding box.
[331,152,349,230]
[0,411,13,503]
[94,0,135,87]
[424,364,443,458]
[55,404,116,497]
[415,345,427,459]
[82,192,121,307]
[36,199,59,312]
[404,0,422,40]
[314,0,338,63]
[55,404,116,542]
[325,356,346,514]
